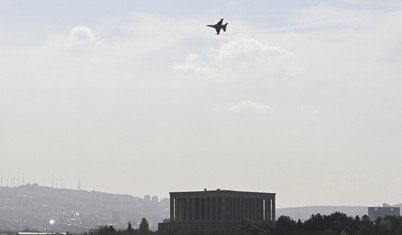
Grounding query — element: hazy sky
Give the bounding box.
[1,0,402,207]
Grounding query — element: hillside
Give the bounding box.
[0,184,169,233]
[1,185,397,233]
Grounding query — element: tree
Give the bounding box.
[274,216,297,235]
[138,218,149,235]
[97,226,116,235]
[304,213,324,232]
[127,221,135,235]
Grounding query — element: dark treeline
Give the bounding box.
[93,218,156,235]
[92,213,402,235]
[231,212,402,235]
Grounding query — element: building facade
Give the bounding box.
[368,207,400,221]
[158,189,276,234]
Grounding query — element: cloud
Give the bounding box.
[216,35,291,64]
[71,26,95,41]
[172,54,215,76]
[171,34,293,84]
[70,26,104,47]
[229,100,274,114]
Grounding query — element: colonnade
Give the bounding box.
[169,191,275,222]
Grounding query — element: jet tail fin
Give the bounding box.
[222,23,228,32]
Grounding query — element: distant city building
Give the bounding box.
[152,195,159,203]
[158,189,276,234]
[144,195,151,201]
[368,206,400,221]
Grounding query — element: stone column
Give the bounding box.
[252,198,255,220]
[250,198,253,219]
[217,197,220,220]
[225,197,229,220]
[251,198,254,220]
[256,198,260,221]
[177,198,183,221]
[237,197,240,221]
[214,197,218,220]
[211,197,214,220]
[182,198,185,221]
[233,197,236,221]
[231,197,234,221]
[206,197,210,220]
[254,198,258,221]
[202,197,206,220]
[265,198,272,221]
[235,197,239,221]
[226,197,233,220]
[208,197,211,220]
[175,198,179,221]
[222,197,226,221]
[209,197,215,220]
[199,197,203,220]
[239,197,242,221]
[170,197,174,221]
[246,198,251,219]
[246,198,250,219]
[243,198,246,219]
[186,198,190,221]
[220,197,223,220]
[191,198,195,221]
[210,197,214,220]
[249,198,252,220]
[228,197,231,220]
[181,198,185,221]
[272,197,276,221]
[231,197,234,220]
[239,198,242,220]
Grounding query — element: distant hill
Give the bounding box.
[0,184,169,233]
[277,206,369,221]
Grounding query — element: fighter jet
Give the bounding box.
[207,19,228,35]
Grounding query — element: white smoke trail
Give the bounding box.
[221,11,400,35]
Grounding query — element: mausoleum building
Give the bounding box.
[158,189,276,234]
